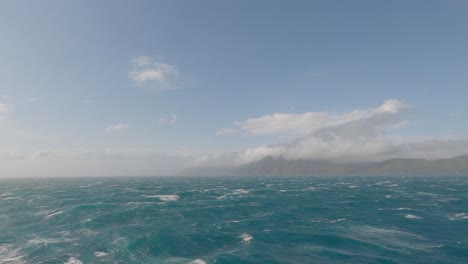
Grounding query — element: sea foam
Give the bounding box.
[142,194,180,201]
[405,214,423,219]
[189,259,207,264]
[64,257,83,264]
[233,189,249,195]
[449,213,468,220]
[239,233,253,243]
[94,251,109,257]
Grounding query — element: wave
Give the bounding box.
[232,189,249,195]
[44,210,63,220]
[449,212,468,220]
[239,233,253,243]
[159,257,207,264]
[142,194,180,201]
[344,225,433,252]
[2,197,22,201]
[64,257,83,264]
[94,251,109,257]
[330,218,346,223]
[0,244,26,264]
[405,214,423,219]
[189,259,207,264]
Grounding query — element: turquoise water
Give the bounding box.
[0,176,467,263]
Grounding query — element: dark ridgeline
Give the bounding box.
[181,155,468,176]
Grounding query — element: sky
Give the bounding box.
[1,0,468,177]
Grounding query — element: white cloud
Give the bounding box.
[0,102,13,121]
[128,56,180,92]
[0,103,12,114]
[105,123,131,132]
[238,136,468,164]
[212,99,468,164]
[158,114,177,125]
[225,99,408,136]
[0,150,24,160]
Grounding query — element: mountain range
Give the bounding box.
[180,155,468,176]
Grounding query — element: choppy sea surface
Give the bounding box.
[1,176,468,264]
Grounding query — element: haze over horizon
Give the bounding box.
[1,0,468,177]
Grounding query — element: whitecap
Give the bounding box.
[2,197,22,201]
[0,244,26,264]
[189,259,207,264]
[330,218,346,223]
[45,211,63,219]
[233,189,249,195]
[239,233,253,243]
[127,201,155,205]
[449,213,468,220]
[142,194,180,201]
[64,257,83,264]
[405,214,422,219]
[346,226,432,252]
[394,208,412,211]
[215,194,229,200]
[416,192,438,197]
[94,251,109,257]
[28,238,64,245]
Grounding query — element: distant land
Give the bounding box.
[180,155,468,176]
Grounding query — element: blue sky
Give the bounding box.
[1,1,468,176]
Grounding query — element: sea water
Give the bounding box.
[0,176,467,263]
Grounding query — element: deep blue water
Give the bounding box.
[0,176,467,264]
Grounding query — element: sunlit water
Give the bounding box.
[1,176,467,263]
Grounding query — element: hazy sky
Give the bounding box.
[1,0,468,177]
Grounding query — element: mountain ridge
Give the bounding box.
[180,155,468,176]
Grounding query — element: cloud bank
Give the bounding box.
[216,100,468,164]
[2,99,468,177]
[0,148,197,178]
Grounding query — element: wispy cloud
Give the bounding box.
[158,114,177,125]
[0,103,12,114]
[221,99,409,136]
[216,128,236,136]
[128,56,180,92]
[0,102,13,121]
[105,123,131,132]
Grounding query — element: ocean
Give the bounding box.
[0,176,467,264]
